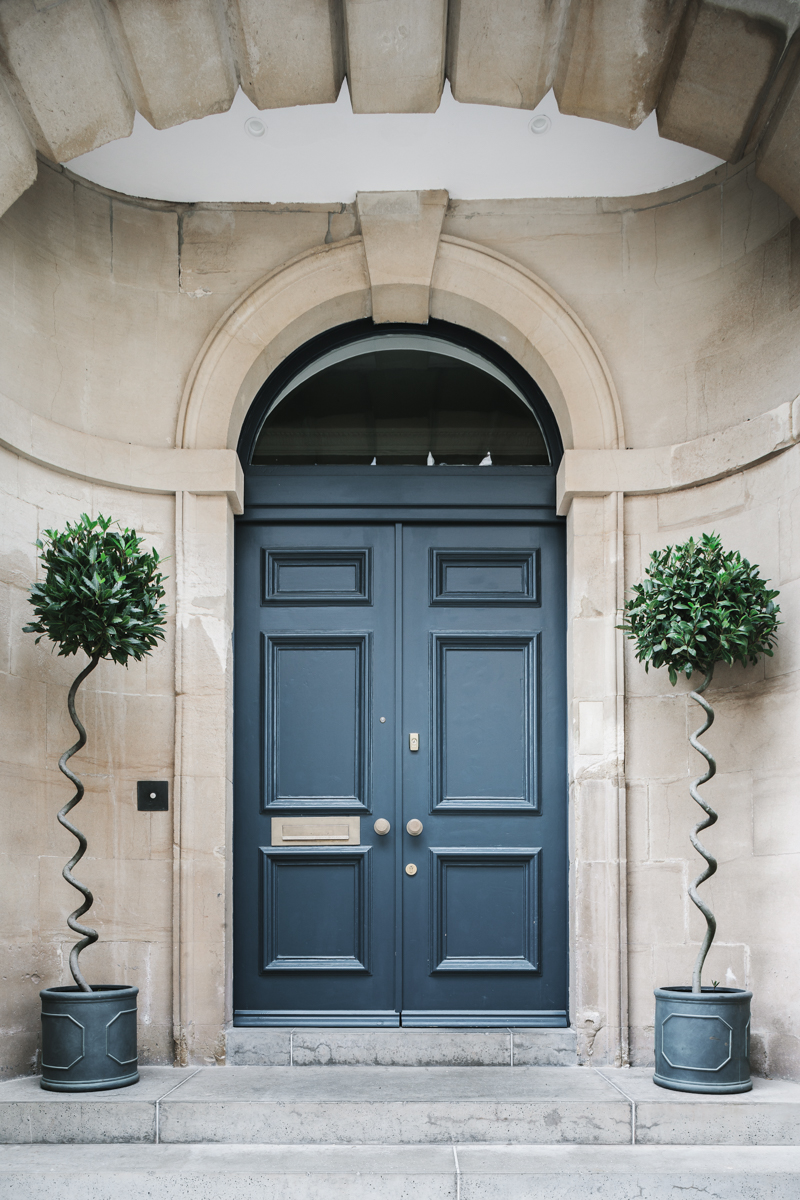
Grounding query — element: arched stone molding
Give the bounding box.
[432,237,625,454]
[176,237,373,453]
[177,234,625,458]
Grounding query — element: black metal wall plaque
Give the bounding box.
[137,781,169,811]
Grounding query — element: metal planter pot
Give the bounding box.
[40,985,139,1092]
[654,986,751,1094]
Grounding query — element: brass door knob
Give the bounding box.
[406,819,423,836]
[373,818,391,835]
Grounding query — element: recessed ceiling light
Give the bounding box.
[244,117,267,138]
[529,115,551,135]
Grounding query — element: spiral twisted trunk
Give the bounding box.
[688,668,718,993]
[57,654,101,991]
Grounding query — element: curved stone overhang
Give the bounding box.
[0,2,799,219]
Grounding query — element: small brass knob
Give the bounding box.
[373,818,391,835]
[405,863,417,876]
[406,819,423,836]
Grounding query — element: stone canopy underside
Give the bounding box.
[0,0,800,217]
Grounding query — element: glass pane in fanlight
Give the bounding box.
[252,347,549,466]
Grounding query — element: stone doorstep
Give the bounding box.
[226,1026,578,1066]
[1,1144,800,1200]
[0,1067,799,1147]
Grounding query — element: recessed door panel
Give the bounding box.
[261,847,371,972]
[264,634,370,809]
[264,549,372,605]
[432,634,538,810]
[429,848,540,972]
[430,549,539,605]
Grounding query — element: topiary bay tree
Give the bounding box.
[621,530,779,1093]
[24,513,166,1090]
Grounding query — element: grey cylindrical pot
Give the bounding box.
[654,986,752,1094]
[40,985,139,1092]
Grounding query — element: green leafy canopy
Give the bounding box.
[23,513,167,666]
[620,532,780,686]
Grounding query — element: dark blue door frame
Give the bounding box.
[233,467,567,1028]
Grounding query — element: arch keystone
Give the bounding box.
[357,189,448,323]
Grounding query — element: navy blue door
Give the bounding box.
[233,474,567,1026]
[400,523,567,1025]
[234,522,399,1024]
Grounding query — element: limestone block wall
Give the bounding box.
[625,450,800,1079]
[0,156,798,1079]
[0,456,175,1079]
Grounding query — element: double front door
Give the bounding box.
[234,510,567,1026]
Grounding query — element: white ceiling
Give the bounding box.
[66,81,723,204]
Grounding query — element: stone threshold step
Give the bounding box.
[227,1026,577,1066]
[2,1143,800,1200]
[1,1067,799,1147]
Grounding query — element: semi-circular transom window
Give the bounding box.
[250,330,551,467]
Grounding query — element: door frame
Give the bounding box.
[171,229,630,1068]
[233,465,568,1027]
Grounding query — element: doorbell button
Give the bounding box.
[406,819,423,836]
[409,733,419,751]
[405,863,418,876]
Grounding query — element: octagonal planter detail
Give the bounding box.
[40,984,139,1091]
[654,986,751,1094]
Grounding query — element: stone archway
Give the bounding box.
[172,205,631,1066]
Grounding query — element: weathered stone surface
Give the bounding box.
[0,0,134,162]
[343,0,448,113]
[758,52,800,214]
[458,1145,800,1198]
[4,1144,800,1200]
[226,1026,579,1067]
[555,0,688,129]
[1,1144,457,1200]
[0,77,35,218]
[157,1065,631,1144]
[599,1068,800,1145]
[357,189,447,322]
[226,0,345,109]
[446,0,569,111]
[104,0,237,130]
[657,0,787,161]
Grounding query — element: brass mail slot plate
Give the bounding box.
[271,816,361,846]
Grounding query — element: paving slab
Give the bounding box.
[0,1068,194,1144]
[226,1026,577,1066]
[2,1143,800,1200]
[598,1067,800,1145]
[0,1143,457,1199]
[458,1144,800,1199]
[3,1064,799,1150]
[158,1065,630,1145]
